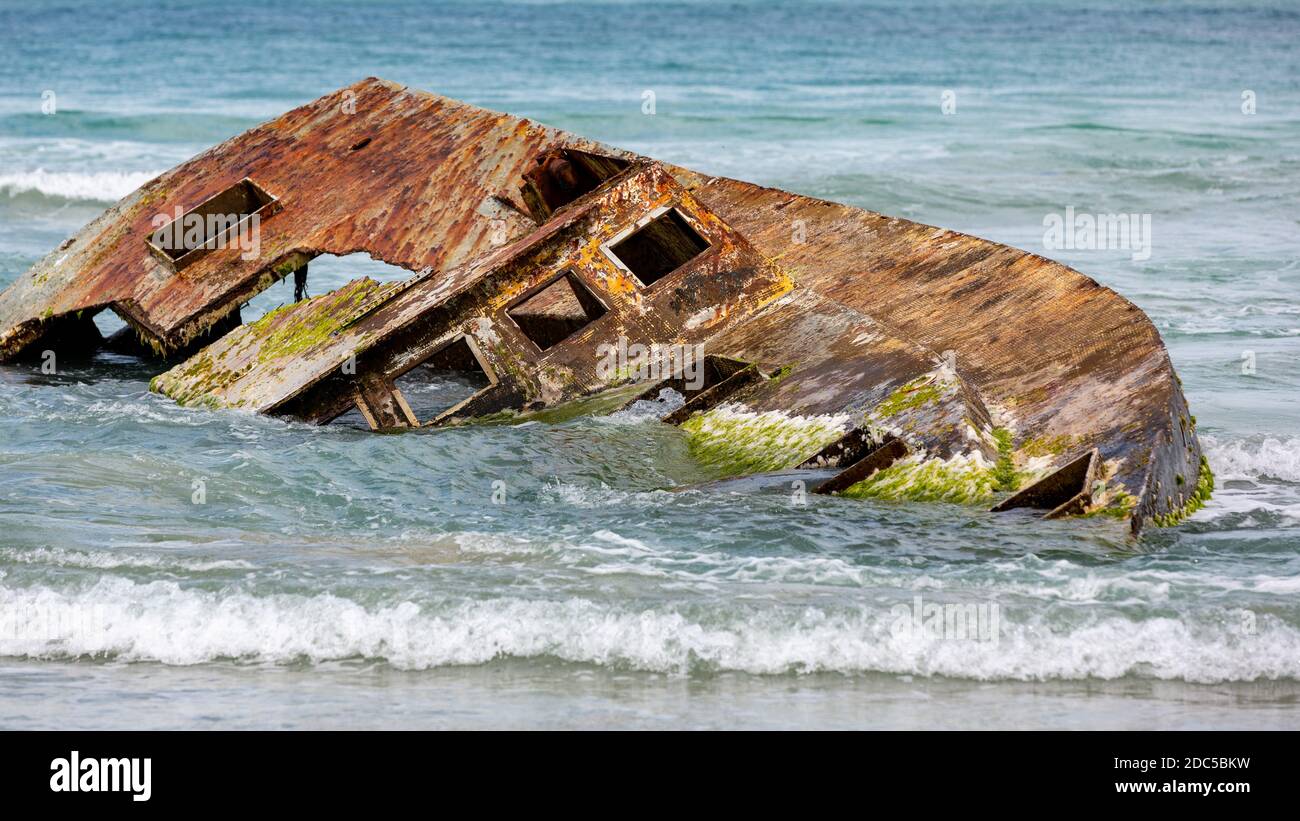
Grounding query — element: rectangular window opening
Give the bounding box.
[606,208,709,288]
[393,335,494,425]
[519,149,630,222]
[506,271,608,352]
[147,178,279,271]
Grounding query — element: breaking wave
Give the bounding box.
[2,576,1297,683]
[1204,436,1300,483]
[0,169,159,203]
[0,546,252,573]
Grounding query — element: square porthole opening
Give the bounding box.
[606,208,709,288]
[393,336,495,424]
[506,271,608,351]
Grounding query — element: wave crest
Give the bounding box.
[0,168,158,203]
[1205,436,1300,482]
[2,577,1296,683]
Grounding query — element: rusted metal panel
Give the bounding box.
[0,78,1207,534]
[0,79,619,358]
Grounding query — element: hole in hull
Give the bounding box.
[519,148,630,222]
[506,270,608,351]
[627,354,750,409]
[239,252,414,324]
[393,335,494,425]
[607,208,709,288]
[812,436,910,496]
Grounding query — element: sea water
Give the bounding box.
[1,0,1298,728]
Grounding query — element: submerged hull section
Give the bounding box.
[0,79,1208,534]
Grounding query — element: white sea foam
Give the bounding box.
[0,168,159,202]
[0,546,253,573]
[2,576,1297,682]
[443,531,552,557]
[602,388,685,423]
[537,480,684,510]
[1198,490,1300,524]
[1204,436,1300,483]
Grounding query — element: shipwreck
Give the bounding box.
[0,79,1210,534]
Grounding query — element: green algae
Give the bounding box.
[150,349,251,408]
[992,427,1020,492]
[872,377,943,419]
[251,278,383,363]
[767,363,796,385]
[1019,433,1078,458]
[1084,489,1136,520]
[1150,455,1214,527]
[840,452,999,505]
[841,428,1015,505]
[454,409,520,426]
[150,279,383,408]
[680,404,848,475]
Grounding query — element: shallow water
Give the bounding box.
[1,0,1298,728]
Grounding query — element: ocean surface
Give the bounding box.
[1,0,1298,729]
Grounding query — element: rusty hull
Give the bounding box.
[0,78,1207,534]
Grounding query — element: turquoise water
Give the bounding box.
[1,0,1299,729]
